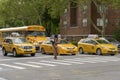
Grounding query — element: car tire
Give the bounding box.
[31,53,35,56]
[2,48,7,56]
[41,48,45,54]
[13,49,18,57]
[110,54,115,56]
[96,48,102,55]
[72,54,76,55]
[79,48,84,54]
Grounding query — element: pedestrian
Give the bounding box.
[51,34,59,60]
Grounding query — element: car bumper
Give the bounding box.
[17,49,36,54]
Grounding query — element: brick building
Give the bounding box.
[60,1,120,41]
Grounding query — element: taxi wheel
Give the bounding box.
[72,54,76,55]
[79,48,84,54]
[110,54,115,56]
[13,49,18,57]
[2,48,7,56]
[41,48,45,54]
[96,49,102,55]
[31,53,35,56]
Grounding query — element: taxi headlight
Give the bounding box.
[61,46,67,49]
[73,46,77,49]
[34,42,39,46]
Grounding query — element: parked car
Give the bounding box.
[78,38,118,56]
[2,37,36,57]
[40,39,78,55]
[101,37,120,52]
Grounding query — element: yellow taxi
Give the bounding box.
[2,37,36,57]
[40,39,78,55]
[78,38,118,56]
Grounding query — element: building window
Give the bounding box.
[82,5,88,14]
[70,2,77,27]
[63,21,67,27]
[82,18,87,27]
[97,5,108,14]
[114,19,120,27]
[62,9,68,28]
[97,18,108,26]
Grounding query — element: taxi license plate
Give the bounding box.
[26,49,31,51]
[70,49,73,52]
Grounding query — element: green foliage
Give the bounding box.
[71,41,78,46]
[113,28,120,41]
[0,0,120,36]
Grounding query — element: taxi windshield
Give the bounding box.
[96,39,109,44]
[60,40,70,44]
[13,38,27,44]
[107,38,118,43]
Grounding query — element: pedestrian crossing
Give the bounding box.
[0,56,120,70]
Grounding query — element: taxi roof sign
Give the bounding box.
[88,34,99,38]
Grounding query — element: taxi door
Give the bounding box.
[45,41,54,53]
[6,39,13,52]
[86,40,97,53]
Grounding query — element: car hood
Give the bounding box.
[100,44,117,48]
[58,44,76,48]
[15,43,34,46]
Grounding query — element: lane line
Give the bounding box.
[28,62,56,66]
[14,63,42,68]
[41,60,72,65]
[65,59,108,63]
[0,64,25,69]
[0,56,52,62]
[0,77,7,80]
[0,67,2,70]
[53,60,84,64]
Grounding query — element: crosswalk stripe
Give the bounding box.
[87,57,120,61]
[0,77,7,80]
[41,60,72,65]
[0,67,2,70]
[66,59,108,63]
[28,62,56,66]
[65,57,120,62]
[0,64,25,69]
[53,60,84,64]
[14,63,42,68]
[64,58,98,63]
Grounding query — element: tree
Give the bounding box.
[0,0,120,36]
[0,0,60,36]
[48,0,120,37]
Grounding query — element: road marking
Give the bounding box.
[41,60,72,65]
[0,67,2,70]
[28,62,56,66]
[14,63,42,68]
[0,77,7,80]
[0,56,52,62]
[0,64,25,69]
[54,60,84,64]
[66,59,107,63]
[64,57,120,63]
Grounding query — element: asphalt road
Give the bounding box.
[0,50,120,80]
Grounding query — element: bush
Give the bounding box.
[71,41,78,46]
[113,28,120,41]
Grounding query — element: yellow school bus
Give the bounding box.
[0,25,47,50]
